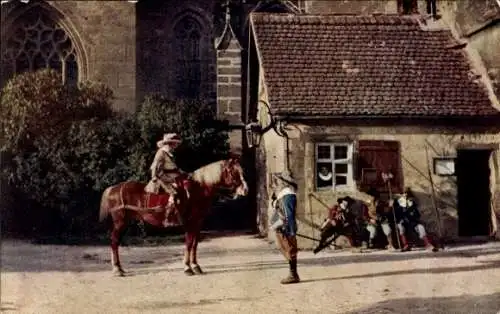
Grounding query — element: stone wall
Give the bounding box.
[48,1,137,112]
[257,120,500,249]
[217,39,243,125]
[136,0,217,106]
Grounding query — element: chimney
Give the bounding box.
[397,0,419,15]
[426,0,438,19]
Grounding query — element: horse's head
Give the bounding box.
[190,157,249,199]
[221,157,248,199]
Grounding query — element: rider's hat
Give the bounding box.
[157,133,182,148]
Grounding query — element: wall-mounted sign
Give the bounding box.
[433,157,456,176]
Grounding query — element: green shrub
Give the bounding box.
[0,70,126,236]
[9,116,138,234]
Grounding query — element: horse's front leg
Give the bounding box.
[111,219,126,277]
[183,231,196,276]
[190,231,203,274]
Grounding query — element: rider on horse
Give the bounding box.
[146,133,184,227]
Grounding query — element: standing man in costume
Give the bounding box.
[393,188,437,252]
[270,171,300,284]
[145,133,184,227]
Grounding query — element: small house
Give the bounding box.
[246,13,500,248]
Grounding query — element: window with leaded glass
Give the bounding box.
[174,16,202,99]
[1,9,79,87]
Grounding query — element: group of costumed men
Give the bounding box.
[313,187,439,254]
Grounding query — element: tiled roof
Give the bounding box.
[250,13,500,118]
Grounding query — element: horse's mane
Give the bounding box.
[191,160,225,186]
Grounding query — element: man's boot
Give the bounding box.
[281,259,300,284]
[400,234,410,252]
[368,237,375,249]
[313,244,323,254]
[422,236,438,252]
[386,237,396,251]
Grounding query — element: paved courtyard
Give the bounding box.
[1,234,500,314]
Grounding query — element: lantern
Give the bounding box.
[245,122,263,148]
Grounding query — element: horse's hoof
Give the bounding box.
[193,265,204,274]
[184,268,195,276]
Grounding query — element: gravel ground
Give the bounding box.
[1,234,500,314]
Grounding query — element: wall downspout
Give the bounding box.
[275,120,291,174]
[489,150,499,238]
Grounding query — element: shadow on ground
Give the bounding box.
[149,258,500,280]
[128,297,259,310]
[346,292,500,314]
[0,302,17,313]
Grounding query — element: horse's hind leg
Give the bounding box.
[183,231,196,276]
[111,217,126,276]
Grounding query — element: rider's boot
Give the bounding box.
[163,192,178,227]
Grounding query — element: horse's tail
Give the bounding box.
[99,186,113,222]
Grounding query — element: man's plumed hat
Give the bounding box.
[275,171,298,189]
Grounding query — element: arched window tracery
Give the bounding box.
[174,15,203,99]
[1,9,79,87]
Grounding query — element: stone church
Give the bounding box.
[2,0,500,242]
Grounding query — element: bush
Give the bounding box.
[1,70,125,236]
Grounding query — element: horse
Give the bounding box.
[98,157,249,276]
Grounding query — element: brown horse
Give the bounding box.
[99,157,248,276]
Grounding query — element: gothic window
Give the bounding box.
[1,10,79,87]
[174,16,202,99]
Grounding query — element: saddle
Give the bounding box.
[144,175,191,210]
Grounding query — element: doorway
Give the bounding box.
[456,149,492,237]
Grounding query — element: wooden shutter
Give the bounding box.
[356,140,403,194]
